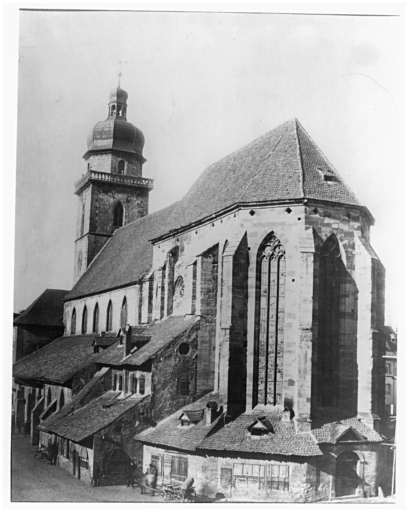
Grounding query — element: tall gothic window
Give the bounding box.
[81,306,88,334]
[106,300,113,332]
[93,303,99,333]
[317,234,342,407]
[120,297,128,329]
[255,232,286,406]
[71,308,77,335]
[113,203,124,229]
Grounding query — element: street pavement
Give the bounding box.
[11,436,162,503]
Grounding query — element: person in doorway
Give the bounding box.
[145,463,158,496]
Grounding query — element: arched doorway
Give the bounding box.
[335,451,360,497]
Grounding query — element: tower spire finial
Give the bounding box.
[118,71,122,88]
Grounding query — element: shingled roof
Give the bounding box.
[41,367,110,432]
[135,392,222,452]
[65,202,180,300]
[40,391,148,442]
[13,335,98,384]
[65,118,363,300]
[94,316,199,367]
[152,118,361,241]
[199,405,322,457]
[14,289,68,327]
[310,417,384,444]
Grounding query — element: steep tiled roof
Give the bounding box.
[40,391,148,442]
[41,368,110,431]
[94,316,199,367]
[311,417,384,444]
[152,119,361,240]
[66,119,363,299]
[122,316,199,366]
[65,202,181,300]
[135,392,222,452]
[14,289,68,327]
[13,335,98,384]
[199,406,322,457]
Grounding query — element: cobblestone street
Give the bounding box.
[11,436,161,503]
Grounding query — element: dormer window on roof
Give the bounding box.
[248,416,274,437]
[179,409,204,427]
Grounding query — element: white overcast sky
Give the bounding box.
[9,5,404,327]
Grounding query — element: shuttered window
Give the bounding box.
[171,455,188,482]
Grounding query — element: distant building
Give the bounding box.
[12,289,68,436]
[13,288,68,362]
[383,326,397,418]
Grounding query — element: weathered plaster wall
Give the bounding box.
[64,283,139,335]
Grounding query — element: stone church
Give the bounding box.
[13,83,387,501]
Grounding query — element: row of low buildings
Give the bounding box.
[12,84,396,501]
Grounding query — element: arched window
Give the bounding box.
[113,202,124,228]
[106,300,113,331]
[60,390,65,409]
[93,303,99,333]
[80,203,85,237]
[317,234,343,408]
[111,105,116,116]
[120,297,128,328]
[81,306,88,334]
[255,231,286,406]
[71,308,77,335]
[118,160,125,175]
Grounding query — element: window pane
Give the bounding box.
[279,465,288,478]
[233,464,243,476]
[259,465,265,477]
[252,465,260,477]
[243,464,252,476]
[271,465,279,477]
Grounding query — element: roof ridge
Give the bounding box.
[296,119,361,205]
[293,118,305,198]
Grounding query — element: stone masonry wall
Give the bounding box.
[150,322,200,423]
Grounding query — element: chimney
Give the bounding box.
[124,325,132,357]
[281,407,294,423]
[205,401,218,426]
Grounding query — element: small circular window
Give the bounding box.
[178,342,190,356]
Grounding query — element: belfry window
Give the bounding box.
[110,105,116,116]
[255,232,286,406]
[106,301,113,332]
[113,202,124,229]
[118,160,125,175]
[71,308,77,335]
[93,303,99,333]
[120,297,128,328]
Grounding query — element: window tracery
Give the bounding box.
[256,232,286,406]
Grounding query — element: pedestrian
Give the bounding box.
[126,460,135,488]
[49,441,58,465]
[92,464,102,487]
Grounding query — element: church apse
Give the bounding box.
[311,233,358,425]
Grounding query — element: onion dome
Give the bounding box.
[83,85,145,160]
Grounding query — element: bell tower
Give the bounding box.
[73,81,153,284]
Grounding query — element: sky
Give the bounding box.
[11,7,404,327]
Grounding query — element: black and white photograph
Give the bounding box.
[6,3,405,505]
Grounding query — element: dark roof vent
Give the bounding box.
[248,416,274,436]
